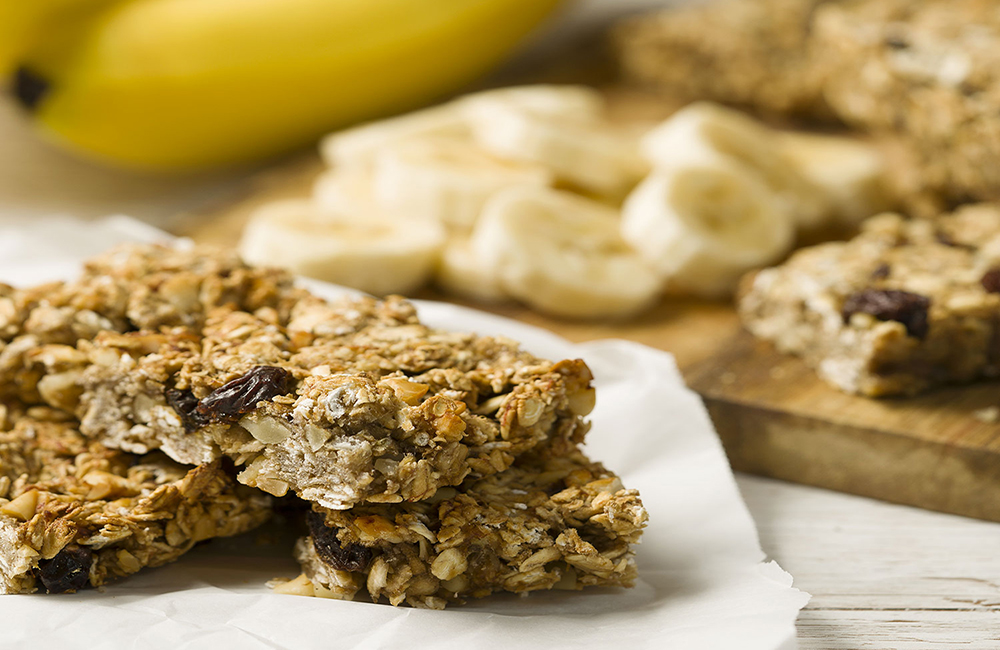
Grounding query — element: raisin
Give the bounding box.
[870,263,891,280]
[842,289,931,339]
[307,511,372,572]
[36,546,92,594]
[194,366,291,424]
[165,388,206,432]
[982,269,1000,294]
[935,230,976,250]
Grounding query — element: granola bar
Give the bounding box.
[0,244,303,405]
[614,0,833,119]
[283,448,646,609]
[739,204,1000,396]
[0,411,271,594]
[815,0,1000,204]
[5,244,593,509]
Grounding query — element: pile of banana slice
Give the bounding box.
[240,87,892,319]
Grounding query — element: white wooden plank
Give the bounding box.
[737,474,1000,647]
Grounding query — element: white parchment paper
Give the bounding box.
[0,218,809,650]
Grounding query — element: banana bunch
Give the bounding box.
[241,89,893,315]
[2,0,563,170]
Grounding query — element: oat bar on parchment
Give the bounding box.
[34,304,592,510]
[0,244,304,405]
[9,245,593,510]
[286,447,646,609]
[739,204,1000,396]
[0,410,271,594]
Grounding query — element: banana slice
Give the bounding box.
[372,136,553,230]
[465,100,648,200]
[320,104,469,168]
[458,84,606,122]
[621,162,794,298]
[471,187,661,318]
[313,166,382,217]
[777,132,893,227]
[641,102,828,229]
[239,199,444,296]
[436,237,507,303]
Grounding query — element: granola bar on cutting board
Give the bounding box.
[739,204,1000,396]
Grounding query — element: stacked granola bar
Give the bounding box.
[0,244,646,604]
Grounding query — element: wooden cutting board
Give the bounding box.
[174,87,1000,525]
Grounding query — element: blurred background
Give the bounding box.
[0,0,678,227]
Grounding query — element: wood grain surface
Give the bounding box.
[175,86,1000,529]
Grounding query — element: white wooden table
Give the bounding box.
[739,474,1000,648]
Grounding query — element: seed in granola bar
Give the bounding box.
[307,511,372,572]
[194,366,292,424]
[870,263,891,281]
[165,388,207,432]
[842,289,931,339]
[36,545,92,594]
[884,35,908,50]
[981,269,1000,294]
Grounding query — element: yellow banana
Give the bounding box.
[0,0,120,77]
[12,0,564,171]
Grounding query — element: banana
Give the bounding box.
[372,136,553,230]
[0,0,118,78]
[464,95,649,200]
[319,104,468,169]
[436,237,508,303]
[239,199,444,296]
[777,132,893,227]
[470,187,662,318]
[641,102,829,229]
[13,0,563,170]
[621,162,795,298]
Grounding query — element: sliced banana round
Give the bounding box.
[436,236,507,303]
[372,136,553,230]
[313,166,382,217]
[641,102,828,229]
[777,132,893,227]
[465,100,648,200]
[458,84,606,122]
[471,187,661,318]
[320,104,469,168]
[239,199,444,296]
[621,162,795,298]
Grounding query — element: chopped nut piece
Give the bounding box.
[0,490,38,521]
[240,414,293,444]
[272,573,316,597]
